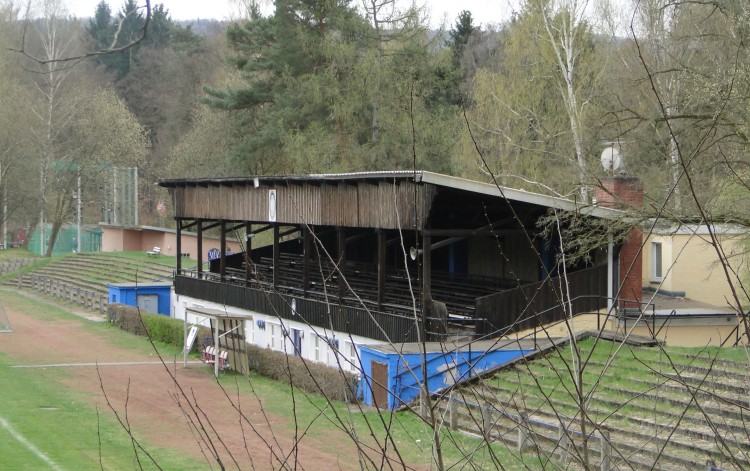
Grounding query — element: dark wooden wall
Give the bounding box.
[171,180,436,230]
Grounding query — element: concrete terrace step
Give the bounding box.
[436,398,689,471]
[460,379,750,469]
[9,253,176,312]
[50,254,173,280]
[28,258,172,287]
[577,354,750,404]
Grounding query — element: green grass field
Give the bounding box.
[0,353,207,470]
[0,290,537,470]
[0,290,206,470]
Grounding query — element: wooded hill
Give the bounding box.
[2,0,750,252]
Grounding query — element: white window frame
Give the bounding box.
[651,241,663,282]
[269,323,279,350]
[248,319,255,344]
[313,334,320,362]
[346,341,358,373]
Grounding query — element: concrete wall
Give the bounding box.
[614,316,741,347]
[101,225,243,260]
[642,226,747,307]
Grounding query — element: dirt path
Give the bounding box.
[0,292,365,470]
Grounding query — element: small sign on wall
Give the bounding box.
[268,189,277,222]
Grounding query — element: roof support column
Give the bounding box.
[303,227,311,298]
[245,222,252,287]
[213,318,219,378]
[607,235,614,317]
[176,220,182,273]
[273,224,279,289]
[422,234,432,311]
[196,220,203,278]
[377,230,386,309]
[337,227,346,303]
[220,220,227,282]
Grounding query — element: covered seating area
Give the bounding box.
[163,171,618,343]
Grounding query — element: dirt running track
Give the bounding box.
[0,293,385,471]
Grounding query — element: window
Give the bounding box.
[313,334,320,362]
[269,323,278,350]
[248,319,255,344]
[651,242,663,281]
[346,342,358,373]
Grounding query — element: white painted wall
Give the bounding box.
[173,294,382,374]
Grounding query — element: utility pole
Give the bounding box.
[77,169,81,253]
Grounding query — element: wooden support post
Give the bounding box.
[245,222,252,287]
[240,320,248,376]
[176,220,182,272]
[377,230,386,309]
[220,220,227,282]
[517,412,528,452]
[558,429,569,464]
[448,392,457,430]
[337,227,346,303]
[303,227,310,297]
[213,318,219,378]
[600,431,610,471]
[197,220,203,277]
[422,234,431,305]
[273,224,280,289]
[481,402,493,438]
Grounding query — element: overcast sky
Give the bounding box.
[64,0,520,29]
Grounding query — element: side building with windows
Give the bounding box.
[642,223,748,306]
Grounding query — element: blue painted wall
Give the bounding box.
[359,346,532,410]
[107,284,171,316]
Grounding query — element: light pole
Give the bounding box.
[77,170,81,253]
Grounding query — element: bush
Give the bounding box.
[246,344,359,403]
[107,303,209,353]
[107,304,358,402]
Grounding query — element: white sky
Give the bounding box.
[64,0,519,29]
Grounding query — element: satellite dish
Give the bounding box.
[600,145,622,172]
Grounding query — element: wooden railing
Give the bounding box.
[475,265,608,336]
[174,274,421,343]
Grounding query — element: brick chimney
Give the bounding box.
[594,172,643,310]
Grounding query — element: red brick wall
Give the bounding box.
[595,173,643,308]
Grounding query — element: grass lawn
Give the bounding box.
[0,353,206,471]
[212,370,542,470]
[0,290,538,470]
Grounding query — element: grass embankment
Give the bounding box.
[0,249,178,286]
[479,337,750,424]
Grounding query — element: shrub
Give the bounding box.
[246,344,359,403]
[107,304,357,402]
[107,303,209,352]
